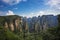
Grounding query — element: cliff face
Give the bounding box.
[0,15,22,32]
[0,15,58,33]
[15,18,20,30]
[9,22,14,31]
[4,22,8,29]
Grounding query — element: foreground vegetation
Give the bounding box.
[0,25,60,40]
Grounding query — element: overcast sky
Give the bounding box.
[0,0,60,17]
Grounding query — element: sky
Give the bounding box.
[0,0,60,18]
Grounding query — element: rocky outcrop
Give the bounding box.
[15,18,20,30]
[0,15,22,32]
[14,17,23,32]
[4,22,8,31]
[9,22,14,31]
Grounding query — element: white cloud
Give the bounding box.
[39,11,60,16]
[20,11,45,18]
[3,0,10,3]
[21,10,60,18]
[20,13,35,18]
[46,0,60,6]
[46,0,60,9]
[6,10,15,15]
[2,0,27,5]
[16,0,22,3]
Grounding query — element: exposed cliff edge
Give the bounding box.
[0,15,58,33]
[0,15,22,32]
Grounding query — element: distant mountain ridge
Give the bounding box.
[27,15,58,27]
[26,15,58,32]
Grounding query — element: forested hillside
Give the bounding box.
[0,15,59,40]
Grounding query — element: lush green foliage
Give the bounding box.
[0,26,20,40]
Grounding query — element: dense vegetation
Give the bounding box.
[0,15,60,40]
